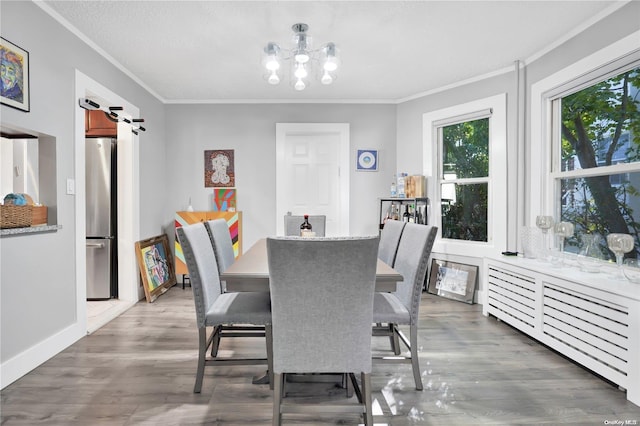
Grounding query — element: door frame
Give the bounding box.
[75,70,140,333]
[275,123,350,236]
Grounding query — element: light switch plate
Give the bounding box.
[66,178,75,195]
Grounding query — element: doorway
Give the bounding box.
[75,71,140,334]
[275,123,350,236]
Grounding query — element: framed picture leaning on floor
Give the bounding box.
[135,234,176,302]
[427,259,478,304]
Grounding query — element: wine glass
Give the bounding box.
[606,233,634,278]
[535,216,555,261]
[553,221,574,265]
[622,259,640,284]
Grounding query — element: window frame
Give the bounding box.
[530,31,640,232]
[423,93,507,258]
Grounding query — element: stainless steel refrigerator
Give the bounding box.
[86,138,117,300]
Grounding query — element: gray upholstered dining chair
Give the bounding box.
[283,214,326,237]
[204,218,267,362]
[267,236,379,426]
[372,223,437,390]
[204,218,236,275]
[376,218,408,354]
[378,219,406,267]
[177,222,273,393]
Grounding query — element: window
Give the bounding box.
[423,94,507,257]
[439,117,489,241]
[551,66,640,258]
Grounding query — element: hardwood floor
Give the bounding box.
[2,287,640,425]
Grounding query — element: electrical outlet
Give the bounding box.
[66,178,75,195]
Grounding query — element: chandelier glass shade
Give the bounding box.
[262,23,339,91]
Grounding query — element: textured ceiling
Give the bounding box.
[41,1,620,102]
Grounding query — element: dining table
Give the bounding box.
[221,238,403,293]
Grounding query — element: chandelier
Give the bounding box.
[262,23,339,91]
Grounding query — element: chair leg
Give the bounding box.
[210,325,222,357]
[390,323,401,355]
[361,372,373,426]
[410,324,423,390]
[272,372,283,426]
[344,373,354,398]
[266,325,274,390]
[194,327,207,393]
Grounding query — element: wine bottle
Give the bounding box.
[402,204,410,222]
[408,204,415,223]
[300,214,313,237]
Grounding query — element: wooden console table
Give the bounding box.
[483,256,640,406]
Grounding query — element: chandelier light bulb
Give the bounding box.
[323,57,338,72]
[294,51,310,64]
[294,63,308,79]
[268,70,280,85]
[321,71,333,85]
[322,42,339,72]
[294,79,306,91]
[266,55,280,71]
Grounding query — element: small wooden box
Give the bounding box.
[32,206,48,226]
[406,175,426,198]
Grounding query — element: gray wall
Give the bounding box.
[164,103,397,248]
[1,2,167,366]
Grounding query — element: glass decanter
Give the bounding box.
[576,234,605,273]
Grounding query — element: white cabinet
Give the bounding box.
[483,256,640,406]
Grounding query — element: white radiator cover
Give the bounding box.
[484,257,640,407]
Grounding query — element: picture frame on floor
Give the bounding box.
[427,259,477,304]
[135,234,176,302]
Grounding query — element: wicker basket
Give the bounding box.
[0,205,33,228]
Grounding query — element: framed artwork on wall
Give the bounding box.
[204,149,235,187]
[135,234,176,302]
[212,188,237,211]
[427,259,478,304]
[356,149,378,171]
[1,37,30,112]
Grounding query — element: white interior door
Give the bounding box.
[276,123,350,236]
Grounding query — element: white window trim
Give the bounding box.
[423,93,507,258]
[530,30,640,226]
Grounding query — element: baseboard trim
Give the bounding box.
[1,321,84,389]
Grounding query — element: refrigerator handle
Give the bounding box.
[86,242,106,249]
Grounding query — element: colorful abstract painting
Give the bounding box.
[1,37,29,112]
[213,189,236,211]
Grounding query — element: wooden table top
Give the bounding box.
[221,238,402,292]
